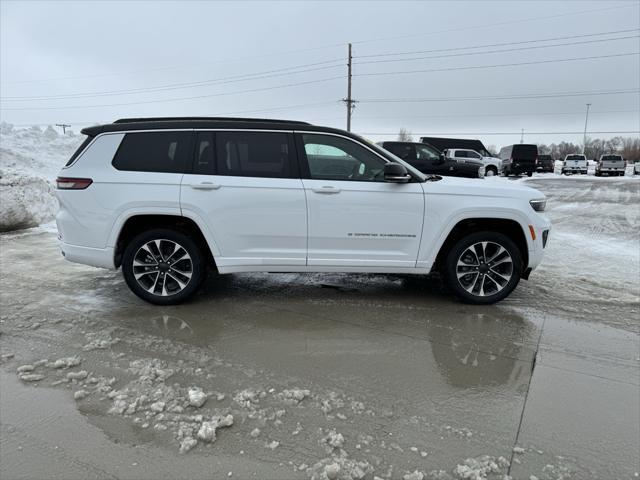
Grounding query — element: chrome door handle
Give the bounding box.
[312,186,341,194]
[191,182,221,190]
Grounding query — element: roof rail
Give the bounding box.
[113,117,311,125]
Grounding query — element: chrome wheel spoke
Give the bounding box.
[133,239,193,297]
[456,241,513,297]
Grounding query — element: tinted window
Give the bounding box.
[303,134,387,182]
[512,144,538,160]
[467,151,482,159]
[216,131,292,178]
[65,135,94,167]
[454,150,468,158]
[193,132,215,175]
[384,143,415,161]
[112,131,191,173]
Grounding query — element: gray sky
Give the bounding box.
[1,0,639,148]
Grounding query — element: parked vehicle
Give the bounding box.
[56,117,550,305]
[635,161,640,175]
[377,142,484,178]
[419,137,501,176]
[595,154,625,176]
[443,148,502,176]
[499,144,538,176]
[561,154,588,175]
[536,154,555,173]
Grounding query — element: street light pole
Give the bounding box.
[582,103,591,154]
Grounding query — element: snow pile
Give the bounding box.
[0,122,83,231]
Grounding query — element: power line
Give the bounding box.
[1,59,344,101]
[0,76,345,111]
[350,4,635,46]
[354,35,639,66]
[354,109,639,120]
[355,28,640,58]
[359,89,640,103]
[354,52,639,78]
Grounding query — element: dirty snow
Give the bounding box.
[0,122,83,231]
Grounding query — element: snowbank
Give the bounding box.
[0,123,83,231]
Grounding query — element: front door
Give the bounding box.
[180,130,307,269]
[297,132,425,268]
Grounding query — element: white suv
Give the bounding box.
[56,118,550,305]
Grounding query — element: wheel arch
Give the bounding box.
[113,214,216,269]
[432,217,529,274]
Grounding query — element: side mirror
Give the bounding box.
[436,153,446,165]
[384,163,411,183]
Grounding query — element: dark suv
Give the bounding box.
[499,144,538,176]
[378,141,484,178]
[536,154,555,173]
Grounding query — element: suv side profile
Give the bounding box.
[56,118,550,305]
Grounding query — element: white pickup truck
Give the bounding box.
[595,154,625,176]
[561,154,588,175]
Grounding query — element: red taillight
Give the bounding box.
[56,177,92,190]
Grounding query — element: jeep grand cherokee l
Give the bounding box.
[56,117,550,305]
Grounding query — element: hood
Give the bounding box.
[425,176,544,200]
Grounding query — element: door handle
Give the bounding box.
[312,186,341,194]
[190,182,221,190]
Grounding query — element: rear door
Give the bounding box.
[180,130,307,269]
[298,132,424,268]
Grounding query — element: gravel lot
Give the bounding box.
[1,176,638,480]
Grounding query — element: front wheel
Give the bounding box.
[443,231,522,304]
[122,229,206,305]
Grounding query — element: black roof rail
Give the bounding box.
[113,117,311,125]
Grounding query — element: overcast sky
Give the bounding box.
[1,0,638,148]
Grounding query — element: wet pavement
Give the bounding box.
[1,177,638,480]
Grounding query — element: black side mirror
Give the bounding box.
[384,163,411,183]
[436,153,446,164]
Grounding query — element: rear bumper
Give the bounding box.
[58,240,115,269]
[504,163,535,174]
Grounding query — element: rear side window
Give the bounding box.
[112,131,192,173]
[384,143,415,161]
[215,131,294,178]
[454,150,468,158]
[65,135,94,167]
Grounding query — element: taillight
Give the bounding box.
[534,156,538,165]
[56,177,93,190]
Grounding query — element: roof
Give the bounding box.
[82,117,318,136]
[419,136,489,155]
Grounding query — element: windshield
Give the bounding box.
[566,155,586,161]
[360,137,427,181]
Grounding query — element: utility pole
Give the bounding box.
[342,43,356,132]
[582,103,591,154]
[56,123,71,134]
[520,128,524,144]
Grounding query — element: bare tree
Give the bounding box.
[397,128,413,142]
[486,144,498,156]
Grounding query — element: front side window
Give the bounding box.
[468,151,482,159]
[302,134,387,181]
[112,131,191,173]
[216,131,292,178]
[454,150,468,158]
[385,143,416,161]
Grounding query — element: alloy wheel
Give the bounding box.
[456,241,513,297]
[132,239,193,296]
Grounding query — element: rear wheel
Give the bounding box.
[526,171,533,177]
[443,231,522,304]
[122,229,206,305]
[485,166,498,177]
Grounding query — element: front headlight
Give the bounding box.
[530,198,546,212]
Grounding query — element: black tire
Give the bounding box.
[526,171,533,177]
[122,229,206,305]
[443,231,522,304]
[485,166,498,177]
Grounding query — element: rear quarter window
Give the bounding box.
[112,131,192,173]
[65,135,94,167]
